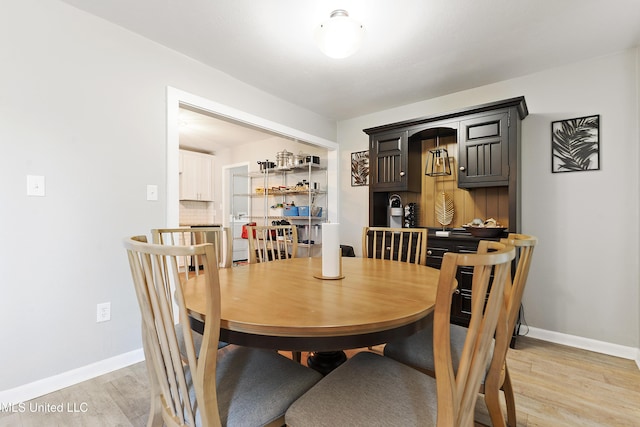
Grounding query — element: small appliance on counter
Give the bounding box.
[388,194,403,228]
[404,203,418,228]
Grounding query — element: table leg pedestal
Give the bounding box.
[306,351,347,375]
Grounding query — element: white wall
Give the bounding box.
[337,49,640,351]
[2,0,637,401]
[0,0,335,395]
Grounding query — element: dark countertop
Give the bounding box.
[426,227,506,242]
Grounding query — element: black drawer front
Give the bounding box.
[426,246,448,268]
[427,237,483,327]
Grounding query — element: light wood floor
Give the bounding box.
[2,336,639,427]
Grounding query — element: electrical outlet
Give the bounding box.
[96,302,111,322]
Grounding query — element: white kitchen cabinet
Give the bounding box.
[179,150,214,201]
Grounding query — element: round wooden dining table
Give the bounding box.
[183,257,443,372]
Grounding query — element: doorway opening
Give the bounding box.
[166,86,339,228]
[225,163,250,262]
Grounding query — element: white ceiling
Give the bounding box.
[177,106,281,152]
[58,0,640,121]
[60,0,640,148]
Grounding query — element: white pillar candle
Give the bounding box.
[322,223,340,277]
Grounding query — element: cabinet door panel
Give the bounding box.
[458,112,509,187]
[179,150,214,201]
[468,120,500,139]
[197,155,214,201]
[377,136,402,152]
[377,154,401,184]
[370,131,406,189]
[464,140,503,177]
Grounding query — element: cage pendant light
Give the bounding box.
[425,134,452,176]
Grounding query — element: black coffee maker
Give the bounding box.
[388,194,403,228]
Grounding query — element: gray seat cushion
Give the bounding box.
[384,315,492,381]
[183,345,321,426]
[217,345,322,426]
[176,325,228,359]
[286,351,438,427]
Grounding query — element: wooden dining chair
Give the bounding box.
[245,224,302,362]
[152,226,234,353]
[361,226,428,349]
[384,234,537,427]
[285,241,515,427]
[362,226,428,265]
[124,235,321,427]
[152,226,232,272]
[246,224,298,264]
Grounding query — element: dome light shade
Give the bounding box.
[315,9,364,59]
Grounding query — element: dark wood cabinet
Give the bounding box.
[364,97,528,343]
[458,111,510,188]
[369,130,421,192]
[364,96,528,232]
[427,231,520,346]
[426,234,482,325]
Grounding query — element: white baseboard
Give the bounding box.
[2,328,639,403]
[0,348,144,405]
[526,326,640,369]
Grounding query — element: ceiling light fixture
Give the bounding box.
[315,9,365,59]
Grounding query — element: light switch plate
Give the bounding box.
[96,302,111,322]
[146,184,158,201]
[27,175,45,196]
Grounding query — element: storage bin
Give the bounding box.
[284,206,299,216]
[297,206,322,217]
[269,207,284,217]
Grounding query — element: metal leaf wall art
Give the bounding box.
[551,115,600,173]
[351,150,369,186]
[435,192,454,229]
